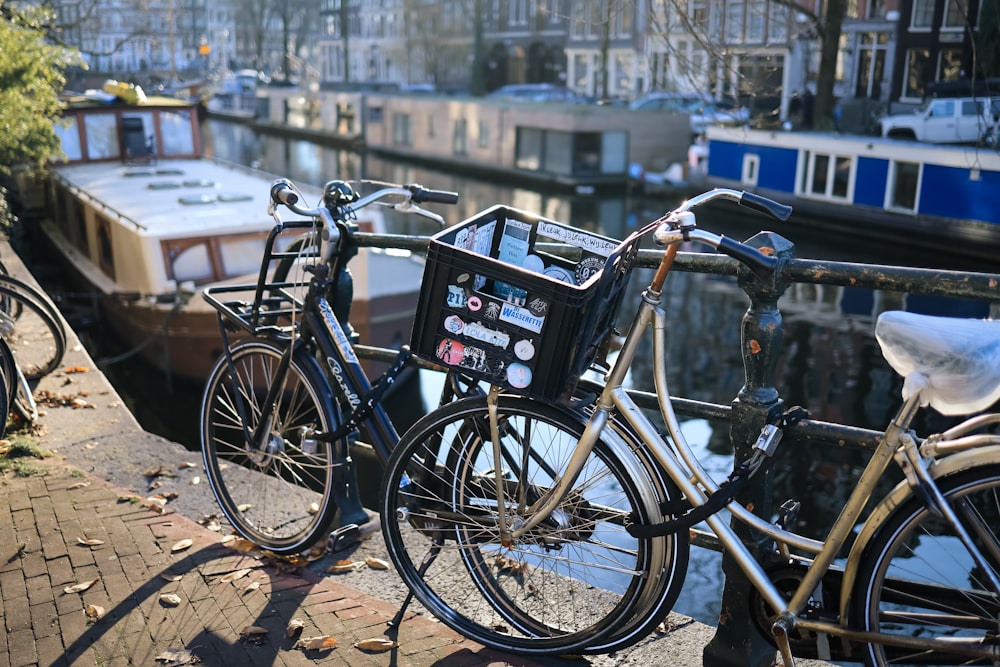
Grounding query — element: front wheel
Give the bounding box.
[849,464,1000,666]
[200,339,343,554]
[380,394,686,656]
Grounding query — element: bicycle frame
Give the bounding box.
[497,242,1000,663]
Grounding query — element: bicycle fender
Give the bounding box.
[837,444,1000,623]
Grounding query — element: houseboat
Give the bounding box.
[704,126,1000,260]
[34,84,423,383]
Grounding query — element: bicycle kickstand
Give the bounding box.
[772,614,798,667]
[388,541,443,628]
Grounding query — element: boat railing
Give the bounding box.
[350,226,999,662]
[53,172,149,231]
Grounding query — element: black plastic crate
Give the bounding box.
[410,205,642,399]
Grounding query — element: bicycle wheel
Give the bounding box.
[0,279,67,379]
[849,463,1000,666]
[200,338,343,554]
[380,394,687,656]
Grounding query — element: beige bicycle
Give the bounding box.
[380,187,1000,665]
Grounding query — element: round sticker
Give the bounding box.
[436,338,465,365]
[575,256,605,285]
[467,296,483,311]
[514,339,535,361]
[544,265,575,284]
[506,363,532,389]
[443,315,465,335]
[523,254,545,274]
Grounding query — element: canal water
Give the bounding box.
[66,118,998,628]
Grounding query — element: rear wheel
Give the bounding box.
[850,464,1000,666]
[200,339,343,554]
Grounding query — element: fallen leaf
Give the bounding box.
[64,579,99,594]
[83,442,98,450]
[159,593,183,607]
[286,618,305,638]
[242,581,260,594]
[178,461,197,469]
[146,497,168,513]
[219,568,251,584]
[158,491,179,500]
[77,537,105,547]
[71,397,90,408]
[326,559,363,574]
[228,538,257,553]
[154,647,199,665]
[148,480,163,491]
[160,573,183,582]
[64,366,90,374]
[297,635,338,650]
[85,604,106,620]
[354,637,397,652]
[170,538,194,553]
[307,502,319,514]
[365,557,390,570]
[67,481,90,490]
[236,503,252,512]
[204,519,221,532]
[304,544,326,562]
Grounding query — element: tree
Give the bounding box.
[0,4,82,176]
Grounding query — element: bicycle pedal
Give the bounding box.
[327,523,361,552]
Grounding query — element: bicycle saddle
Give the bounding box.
[875,311,1000,415]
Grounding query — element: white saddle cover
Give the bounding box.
[875,311,1000,416]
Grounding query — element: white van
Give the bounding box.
[879,96,1000,144]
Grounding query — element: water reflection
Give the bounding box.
[198,119,997,625]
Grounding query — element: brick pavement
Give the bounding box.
[0,460,550,667]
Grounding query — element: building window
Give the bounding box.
[725,0,744,41]
[903,49,932,99]
[453,118,467,155]
[938,48,962,80]
[911,0,934,28]
[943,0,968,27]
[855,32,887,99]
[887,161,920,211]
[515,127,542,170]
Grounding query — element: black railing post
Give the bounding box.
[704,231,794,667]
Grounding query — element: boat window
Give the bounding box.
[122,112,155,160]
[887,161,920,211]
[392,113,412,146]
[601,132,627,173]
[453,118,468,155]
[219,237,266,277]
[84,114,120,159]
[96,214,115,279]
[543,130,573,175]
[55,118,83,161]
[800,150,854,202]
[515,128,543,169]
[169,242,214,283]
[159,110,196,156]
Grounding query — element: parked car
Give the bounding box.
[878,96,1000,144]
[630,92,749,135]
[486,83,582,103]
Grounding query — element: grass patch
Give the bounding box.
[0,434,53,477]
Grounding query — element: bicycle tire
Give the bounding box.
[0,280,67,380]
[849,463,1000,666]
[0,337,13,437]
[0,274,66,340]
[380,394,687,656]
[200,338,344,554]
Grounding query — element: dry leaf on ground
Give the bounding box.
[296,635,338,650]
[159,593,183,607]
[85,604,105,620]
[154,647,200,665]
[326,559,363,574]
[67,481,89,490]
[354,637,397,652]
[64,579,99,594]
[77,537,104,547]
[365,557,390,570]
[170,538,194,553]
[286,618,305,638]
[219,568,251,584]
[160,573,183,582]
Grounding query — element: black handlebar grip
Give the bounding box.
[718,236,779,277]
[738,191,793,222]
[407,183,459,205]
[270,179,299,206]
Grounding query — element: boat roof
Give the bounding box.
[52,159,288,237]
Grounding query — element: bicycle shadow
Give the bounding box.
[55,508,569,667]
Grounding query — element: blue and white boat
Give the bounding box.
[704,126,1000,260]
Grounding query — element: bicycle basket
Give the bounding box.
[410,205,642,400]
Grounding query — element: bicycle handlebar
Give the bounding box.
[653,188,790,278]
[268,178,458,220]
